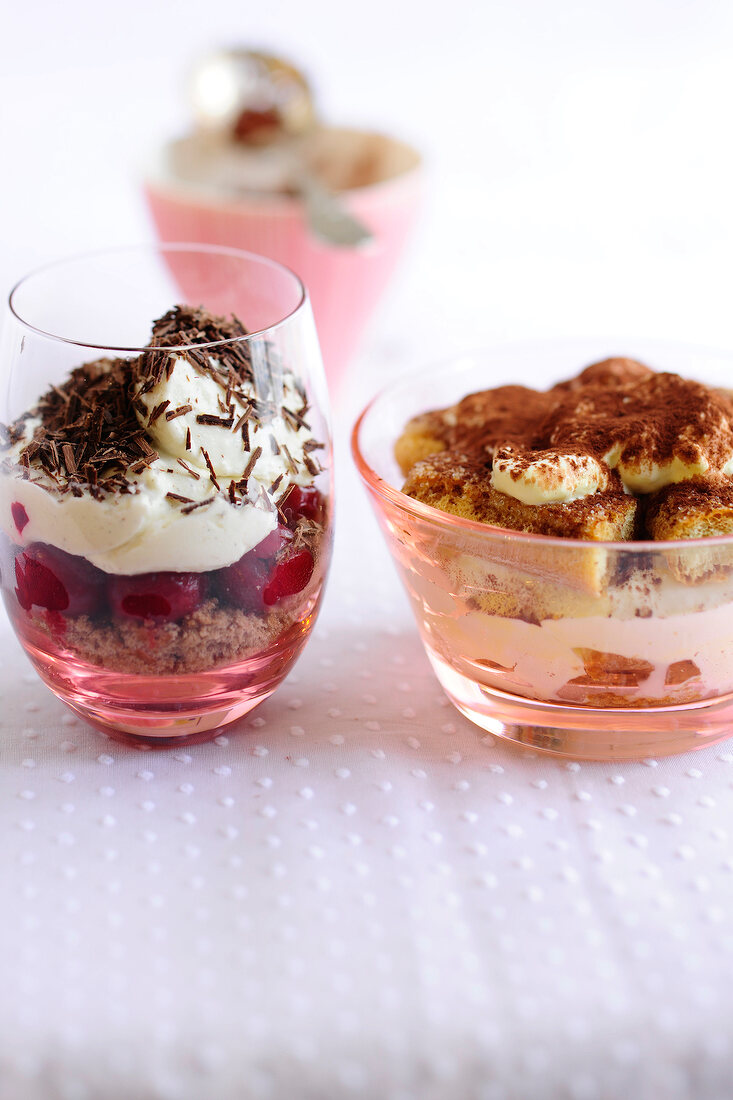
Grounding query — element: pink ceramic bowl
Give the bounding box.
[144,127,423,389]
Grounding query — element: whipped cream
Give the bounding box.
[136,352,315,487]
[0,439,276,575]
[604,442,717,495]
[0,335,323,576]
[491,446,609,505]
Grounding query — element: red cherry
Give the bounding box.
[252,525,291,561]
[216,550,269,612]
[232,106,281,143]
[279,485,325,528]
[108,572,206,622]
[11,502,29,535]
[263,549,314,605]
[14,544,106,616]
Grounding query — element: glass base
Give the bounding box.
[58,689,273,747]
[19,627,305,747]
[428,650,733,760]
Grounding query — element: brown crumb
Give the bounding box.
[26,599,300,675]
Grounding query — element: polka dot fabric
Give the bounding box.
[2,437,733,1100]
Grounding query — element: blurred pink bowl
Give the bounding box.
[144,127,423,389]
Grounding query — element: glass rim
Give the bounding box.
[7,242,308,353]
[351,362,733,554]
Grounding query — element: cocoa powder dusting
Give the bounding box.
[398,356,733,542]
[545,372,733,469]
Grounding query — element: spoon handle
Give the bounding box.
[297,172,373,248]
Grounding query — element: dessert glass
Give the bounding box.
[144,128,423,388]
[352,344,733,760]
[0,244,332,746]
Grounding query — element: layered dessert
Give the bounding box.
[393,357,733,708]
[169,49,418,207]
[146,50,422,383]
[0,306,330,677]
[169,111,416,203]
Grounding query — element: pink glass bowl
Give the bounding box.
[352,343,733,760]
[144,127,423,390]
[0,245,333,747]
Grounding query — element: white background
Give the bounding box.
[4,4,733,1099]
[4,0,733,370]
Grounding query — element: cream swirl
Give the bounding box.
[136,352,315,488]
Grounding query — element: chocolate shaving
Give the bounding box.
[201,448,220,491]
[281,444,298,475]
[234,407,253,433]
[242,445,262,481]
[62,444,77,475]
[282,405,310,432]
[148,400,170,424]
[180,496,215,515]
[165,492,194,504]
[196,414,235,428]
[176,458,201,480]
[133,437,157,459]
[165,404,193,421]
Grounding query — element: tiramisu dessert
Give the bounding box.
[146,50,422,382]
[0,306,331,678]
[169,48,414,217]
[393,357,733,708]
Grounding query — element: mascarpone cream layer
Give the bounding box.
[491,448,610,505]
[402,563,733,705]
[431,603,732,704]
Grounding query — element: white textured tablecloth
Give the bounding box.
[3,416,733,1100]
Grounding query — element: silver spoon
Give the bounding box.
[189,49,373,248]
